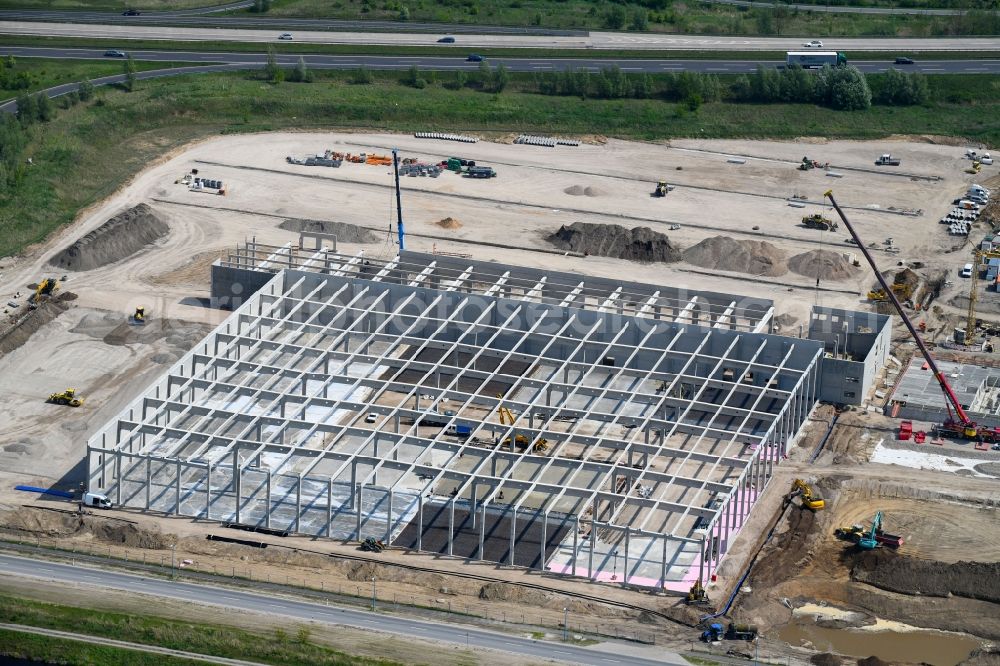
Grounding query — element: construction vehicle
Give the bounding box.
[686,580,709,605]
[497,397,548,453]
[47,388,84,407]
[787,478,825,511]
[466,165,496,179]
[129,306,146,325]
[32,277,59,303]
[360,536,386,553]
[701,623,758,642]
[834,524,865,542]
[801,214,837,232]
[858,511,882,550]
[826,189,1000,443]
[868,282,910,302]
[874,154,901,166]
[82,492,112,509]
[798,156,822,171]
[966,161,982,175]
[652,180,670,197]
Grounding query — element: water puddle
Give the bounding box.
[780,610,981,666]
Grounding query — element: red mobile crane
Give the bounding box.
[824,190,999,444]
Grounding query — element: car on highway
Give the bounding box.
[122,9,140,15]
[894,56,915,65]
[437,36,456,43]
[802,40,824,48]
[278,33,293,40]
[466,54,484,62]
[104,49,127,57]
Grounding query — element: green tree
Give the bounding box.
[14,93,35,125]
[779,64,814,103]
[124,54,137,91]
[605,6,627,29]
[815,65,871,110]
[351,66,373,84]
[630,72,653,99]
[35,93,54,121]
[262,0,271,11]
[492,63,509,93]
[290,56,312,83]
[77,79,95,101]
[399,5,409,20]
[404,64,426,88]
[629,10,648,31]
[264,46,283,83]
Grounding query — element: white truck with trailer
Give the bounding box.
[785,51,848,69]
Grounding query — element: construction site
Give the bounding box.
[1,132,999,666]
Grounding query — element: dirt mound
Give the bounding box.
[278,219,378,244]
[857,657,892,666]
[563,185,606,197]
[850,552,1000,603]
[773,313,797,328]
[50,204,168,272]
[0,291,75,357]
[547,223,681,263]
[436,217,462,229]
[87,520,170,549]
[788,249,858,280]
[812,654,842,666]
[683,236,786,277]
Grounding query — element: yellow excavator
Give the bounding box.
[686,580,709,605]
[129,306,147,325]
[787,478,825,511]
[652,180,670,197]
[32,277,59,304]
[47,388,84,407]
[496,396,548,453]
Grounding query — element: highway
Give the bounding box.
[0,553,684,666]
[2,20,1000,51]
[3,46,1000,75]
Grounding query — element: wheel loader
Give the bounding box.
[652,180,670,197]
[129,306,147,326]
[47,388,84,407]
[801,214,838,232]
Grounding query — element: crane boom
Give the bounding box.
[824,190,973,429]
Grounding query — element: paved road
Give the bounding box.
[2,20,1000,51]
[0,553,684,666]
[0,621,268,665]
[3,46,1000,75]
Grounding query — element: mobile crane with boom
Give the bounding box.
[825,190,1000,444]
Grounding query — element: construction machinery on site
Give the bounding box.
[867,281,911,303]
[834,523,865,542]
[129,306,147,326]
[47,388,84,407]
[798,157,823,171]
[786,478,825,511]
[686,580,709,605]
[801,214,837,232]
[652,180,670,197]
[858,511,883,550]
[497,397,548,453]
[360,537,386,553]
[32,277,59,304]
[701,622,758,642]
[826,189,1000,443]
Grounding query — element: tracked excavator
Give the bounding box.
[826,190,1000,443]
[496,396,548,453]
[786,478,825,511]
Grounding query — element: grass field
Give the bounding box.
[0,594,400,665]
[0,56,184,99]
[1,66,998,259]
[0,628,208,666]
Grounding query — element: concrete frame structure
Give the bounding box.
[87,244,839,592]
[808,307,892,406]
[892,357,1000,428]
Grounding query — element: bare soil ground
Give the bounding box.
[0,132,997,662]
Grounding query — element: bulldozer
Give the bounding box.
[786,478,825,511]
[801,214,837,232]
[129,306,147,326]
[652,180,670,197]
[47,388,84,407]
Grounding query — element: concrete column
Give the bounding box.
[385,489,394,544]
[470,481,477,530]
[175,459,181,515]
[448,497,456,557]
[115,452,122,506]
[699,536,705,585]
[723,492,731,547]
[478,502,487,560]
[539,511,547,570]
[265,471,272,529]
[660,536,668,590]
[509,507,517,566]
[326,478,333,538]
[234,450,241,525]
[416,492,424,552]
[294,476,302,533]
[350,462,357,511]
[623,529,631,584]
[205,464,212,521]
[355,483,363,538]
[588,523,596,580]
[145,457,151,510]
[572,517,579,577]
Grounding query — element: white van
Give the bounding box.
[960,263,974,278]
[83,492,112,508]
[969,184,991,198]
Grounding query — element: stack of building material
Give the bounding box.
[414,132,477,143]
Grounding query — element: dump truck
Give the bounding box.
[875,154,901,166]
[801,214,838,232]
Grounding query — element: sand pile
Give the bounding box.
[683,236,786,277]
[563,185,605,197]
[278,219,378,244]
[436,217,462,229]
[851,552,1000,603]
[547,222,681,263]
[788,249,858,280]
[50,204,168,271]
